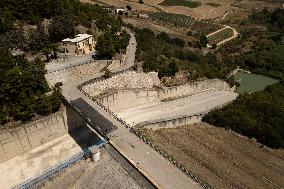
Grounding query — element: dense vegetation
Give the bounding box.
[0,49,61,124]
[203,82,284,148]
[130,26,235,81]
[0,0,126,125]
[159,0,201,8]
[218,9,284,80]
[0,0,111,33]
[0,0,113,53]
[95,17,130,59]
[203,9,284,148]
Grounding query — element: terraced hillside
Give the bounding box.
[140,123,284,189]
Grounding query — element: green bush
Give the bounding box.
[203,82,284,148]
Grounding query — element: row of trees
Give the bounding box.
[0,49,62,124]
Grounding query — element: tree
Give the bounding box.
[42,47,52,62]
[187,31,192,36]
[95,32,116,58]
[126,5,132,11]
[50,87,62,112]
[157,32,171,43]
[199,34,208,48]
[0,30,25,50]
[49,14,75,42]
[95,14,112,30]
[168,59,178,77]
[29,24,49,52]
[173,38,185,47]
[34,95,52,116]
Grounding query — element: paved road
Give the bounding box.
[117,90,238,126]
[45,52,97,73]
[61,30,200,189]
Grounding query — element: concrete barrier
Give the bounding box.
[0,104,86,163]
[96,79,231,112]
[134,114,204,130]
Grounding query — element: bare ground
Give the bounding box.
[123,18,191,41]
[140,123,284,189]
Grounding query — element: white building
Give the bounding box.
[62,34,95,55]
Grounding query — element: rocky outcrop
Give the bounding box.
[83,71,161,96]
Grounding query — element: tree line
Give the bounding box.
[203,81,284,148]
[0,48,61,124]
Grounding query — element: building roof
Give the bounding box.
[62,34,92,43]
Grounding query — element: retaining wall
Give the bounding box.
[98,89,159,112]
[0,104,85,163]
[97,79,231,112]
[135,115,203,130]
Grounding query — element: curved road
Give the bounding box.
[61,30,200,189]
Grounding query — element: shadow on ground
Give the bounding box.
[71,98,118,136]
[65,102,106,150]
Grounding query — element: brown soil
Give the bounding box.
[140,123,284,189]
[123,18,192,41]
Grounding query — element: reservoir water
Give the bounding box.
[234,71,278,94]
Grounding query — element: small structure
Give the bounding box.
[62,34,95,55]
[115,7,127,15]
[138,13,149,19]
[10,49,25,58]
[90,147,101,162]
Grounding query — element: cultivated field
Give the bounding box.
[207,27,234,45]
[148,12,222,34]
[140,123,284,189]
[159,0,201,8]
[123,18,191,40]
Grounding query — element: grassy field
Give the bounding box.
[207,28,234,45]
[140,123,284,189]
[159,0,201,8]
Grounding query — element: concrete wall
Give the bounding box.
[97,79,231,112]
[159,79,231,99]
[98,89,159,112]
[135,115,203,130]
[0,104,85,163]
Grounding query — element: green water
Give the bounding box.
[234,71,278,94]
